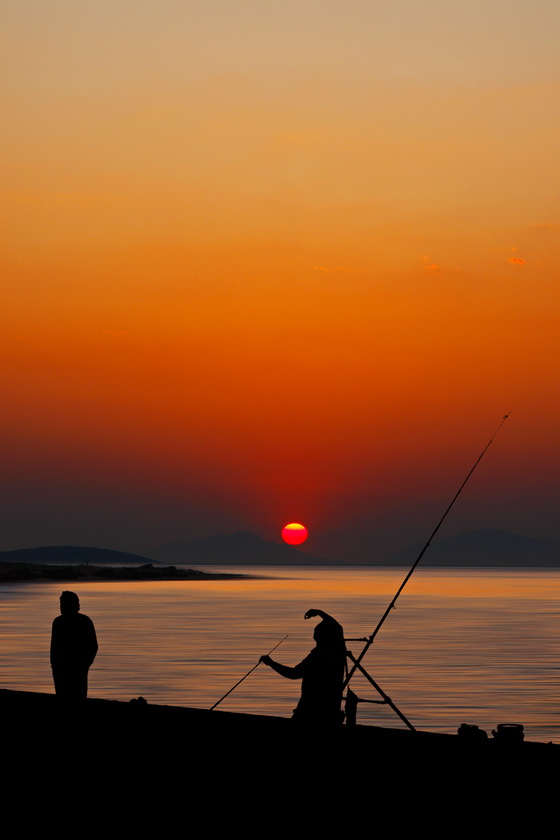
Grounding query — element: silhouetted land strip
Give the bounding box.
[0,562,248,583]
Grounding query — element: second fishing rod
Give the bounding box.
[343,412,510,690]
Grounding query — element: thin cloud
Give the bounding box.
[420,256,462,276]
[529,223,560,234]
[313,265,360,273]
[509,247,526,266]
[422,255,441,273]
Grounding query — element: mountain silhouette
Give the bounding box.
[150,531,334,565]
[0,546,157,565]
[387,529,560,567]
[3,529,556,568]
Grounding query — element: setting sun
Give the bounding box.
[281,523,309,545]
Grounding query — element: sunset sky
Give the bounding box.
[2,1,560,561]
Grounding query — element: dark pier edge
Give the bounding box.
[2,687,556,774]
[2,688,556,832]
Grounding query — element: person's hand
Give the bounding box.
[259,655,272,666]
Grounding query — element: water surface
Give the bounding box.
[1,566,558,742]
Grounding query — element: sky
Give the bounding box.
[2,1,560,562]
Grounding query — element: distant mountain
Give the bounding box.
[5,530,556,569]
[387,529,560,567]
[150,531,335,565]
[0,546,157,566]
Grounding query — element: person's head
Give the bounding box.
[59,591,80,615]
[313,619,344,649]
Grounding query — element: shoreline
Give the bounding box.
[0,562,253,584]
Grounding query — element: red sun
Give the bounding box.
[281,523,309,545]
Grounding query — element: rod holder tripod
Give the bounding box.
[344,650,415,731]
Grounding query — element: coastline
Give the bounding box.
[0,562,252,584]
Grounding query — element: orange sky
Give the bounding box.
[2,2,560,560]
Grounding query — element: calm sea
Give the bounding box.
[1,566,558,743]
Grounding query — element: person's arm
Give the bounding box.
[304,609,342,629]
[259,655,305,680]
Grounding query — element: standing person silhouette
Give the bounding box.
[260,609,346,725]
[50,591,98,702]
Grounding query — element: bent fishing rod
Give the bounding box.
[343,412,510,690]
[210,635,288,711]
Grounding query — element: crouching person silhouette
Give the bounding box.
[260,609,346,725]
[51,591,98,702]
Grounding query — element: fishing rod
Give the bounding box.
[343,412,510,690]
[210,635,289,711]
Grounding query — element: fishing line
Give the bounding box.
[343,412,511,689]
